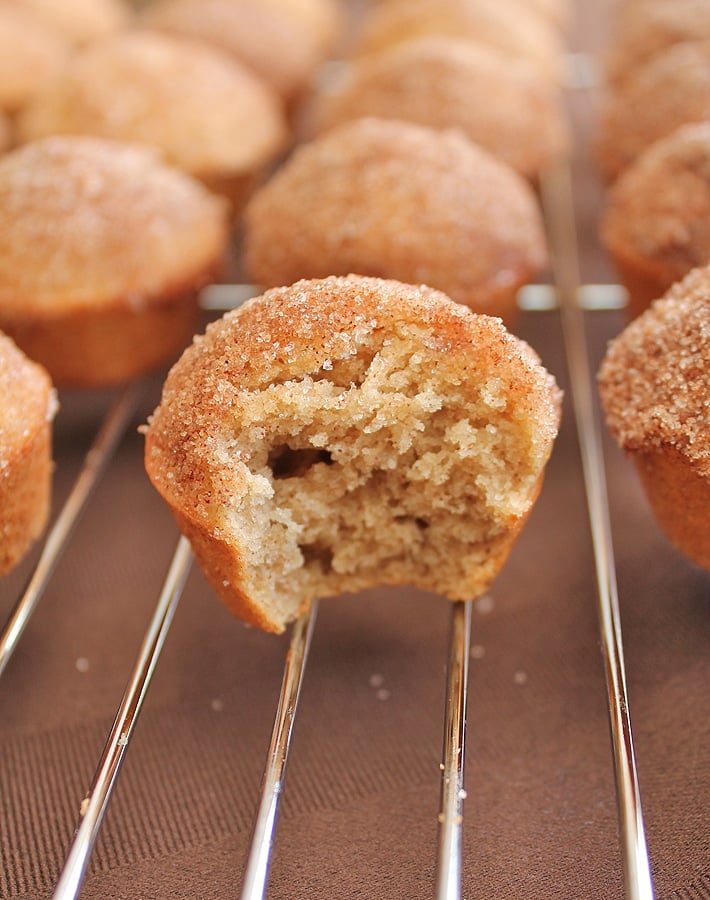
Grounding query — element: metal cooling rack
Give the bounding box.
[0,159,656,900]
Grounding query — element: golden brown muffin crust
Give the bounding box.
[312,36,569,180]
[0,331,56,575]
[145,275,561,632]
[0,136,229,316]
[7,0,130,44]
[602,123,710,301]
[0,6,69,113]
[16,31,288,186]
[596,40,710,181]
[244,117,548,319]
[599,266,710,474]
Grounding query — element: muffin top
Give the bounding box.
[0,136,229,315]
[312,36,569,180]
[142,0,323,102]
[597,40,710,180]
[599,265,710,473]
[243,117,547,315]
[16,30,288,180]
[602,122,710,279]
[6,0,130,45]
[351,0,565,83]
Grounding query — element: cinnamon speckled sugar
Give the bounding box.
[144,276,562,633]
[599,265,710,569]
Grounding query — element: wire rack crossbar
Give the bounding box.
[541,165,655,900]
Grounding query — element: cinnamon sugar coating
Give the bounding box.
[351,0,566,83]
[601,123,710,315]
[599,266,710,472]
[244,118,548,322]
[0,136,229,385]
[311,36,569,180]
[596,40,710,181]
[0,332,56,575]
[16,31,288,199]
[144,275,561,633]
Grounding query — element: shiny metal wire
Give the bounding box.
[435,600,473,900]
[540,165,655,900]
[240,600,319,900]
[52,537,193,900]
[0,381,142,678]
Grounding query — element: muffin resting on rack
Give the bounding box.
[244,117,548,325]
[309,36,569,181]
[601,122,710,318]
[0,332,57,576]
[599,265,710,571]
[0,136,229,387]
[144,275,562,633]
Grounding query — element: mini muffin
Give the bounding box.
[244,118,548,325]
[7,0,130,45]
[311,36,569,181]
[601,122,710,318]
[596,40,710,181]
[142,0,324,107]
[0,136,229,387]
[606,0,710,85]
[16,30,288,210]
[0,332,56,576]
[351,0,566,84]
[599,266,710,571]
[0,6,68,114]
[144,275,562,633]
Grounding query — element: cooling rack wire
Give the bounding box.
[0,63,658,900]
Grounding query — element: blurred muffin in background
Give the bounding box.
[243,117,548,325]
[350,0,566,84]
[6,0,130,44]
[310,35,569,181]
[15,30,289,210]
[601,122,710,318]
[596,40,710,181]
[0,5,69,114]
[0,136,230,386]
[142,0,334,108]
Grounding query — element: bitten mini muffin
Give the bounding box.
[310,35,568,181]
[351,0,566,84]
[0,136,229,387]
[16,30,288,209]
[601,122,710,318]
[599,265,710,571]
[0,332,56,576]
[144,275,562,633]
[596,40,710,181]
[244,118,548,324]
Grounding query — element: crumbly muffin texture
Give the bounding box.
[145,276,561,632]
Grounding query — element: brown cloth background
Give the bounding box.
[1,3,709,898]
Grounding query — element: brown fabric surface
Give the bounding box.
[1,3,709,898]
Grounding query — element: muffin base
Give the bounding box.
[633,446,710,572]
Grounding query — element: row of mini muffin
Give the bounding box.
[0,0,346,207]
[237,0,575,330]
[593,1,710,573]
[595,0,710,317]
